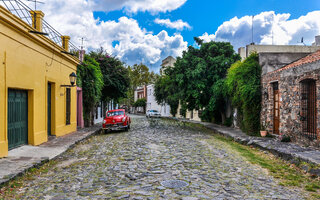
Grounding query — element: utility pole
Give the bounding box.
[80,37,84,50]
[251,15,254,45]
[27,0,44,10]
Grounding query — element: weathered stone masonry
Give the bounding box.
[261,53,320,147]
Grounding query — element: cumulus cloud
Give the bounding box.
[154,18,191,30]
[200,11,320,50]
[92,0,187,14]
[19,0,187,71]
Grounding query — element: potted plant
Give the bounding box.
[260,123,268,137]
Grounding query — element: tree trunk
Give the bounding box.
[221,111,226,125]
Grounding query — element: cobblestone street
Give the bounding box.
[9,116,308,200]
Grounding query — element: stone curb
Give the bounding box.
[165,117,320,177]
[0,127,102,187]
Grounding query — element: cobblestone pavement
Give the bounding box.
[13,116,307,200]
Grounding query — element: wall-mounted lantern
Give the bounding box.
[61,72,77,87]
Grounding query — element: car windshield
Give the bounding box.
[152,110,158,113]
[107,111,124,117]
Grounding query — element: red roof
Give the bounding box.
[270,49,320,74]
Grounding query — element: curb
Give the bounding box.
[0,127,102,188]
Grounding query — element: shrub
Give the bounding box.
[226,53,261,135]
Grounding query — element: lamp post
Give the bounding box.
[61,72,77,87]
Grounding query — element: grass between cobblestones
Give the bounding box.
[165,119,320,199]
[0,160,57,199]
[212,136,320,199]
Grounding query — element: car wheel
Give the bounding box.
[128,124,131,129]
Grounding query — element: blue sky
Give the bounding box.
[93,0,320,46]
[20,0,320,72]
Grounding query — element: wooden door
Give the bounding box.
[47,83,52,136]
[8,89,28,149]
[273,89,280,135]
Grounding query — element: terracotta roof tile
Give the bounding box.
[269,49,320,74]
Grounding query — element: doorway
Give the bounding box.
[47,83,52,136]
[273,83,280,135]
[301,79,317,140]
[8,89,28,149]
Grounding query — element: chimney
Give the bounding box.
[61,36,70,51]
[79,50,85,62]
[29,11,44,32]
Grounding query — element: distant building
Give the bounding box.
[146,84,171,117]
[160,56,176,75]
[134,85,147,113]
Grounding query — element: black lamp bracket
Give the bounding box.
[60,85,77,88]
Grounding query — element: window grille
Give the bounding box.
[300,79,317,140]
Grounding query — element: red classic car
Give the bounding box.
[102,109,131,132]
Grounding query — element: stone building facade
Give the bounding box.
[261,50,320,147]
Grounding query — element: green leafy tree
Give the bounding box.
[128,64,153,89]
[90,51,130,104]
[226,53,261,135]
[133,98,147,113]
[126,64,159,106]
[77,55,103,126]
[133,98,146,108]
[168,38,240,122]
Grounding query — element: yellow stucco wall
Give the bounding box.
[0,6,79,157]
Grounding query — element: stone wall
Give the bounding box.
[261,60,320,147]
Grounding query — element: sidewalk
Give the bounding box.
[0,125,101,186]
[169,117,320,176]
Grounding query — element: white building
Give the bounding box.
[94,101,104,124]
[146,84,171,117]
[94,100,118,124]
[160,56,176,75]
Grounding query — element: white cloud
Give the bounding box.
[24,0,188,71]
[200,11,320,50]
[154,18,191,30]
[92,0,187,14]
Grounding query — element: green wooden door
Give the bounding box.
[48,83,51,136]
[8,89,28,150]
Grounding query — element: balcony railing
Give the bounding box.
[0,0,79,54]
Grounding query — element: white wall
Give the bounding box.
[147,85,161,111]
[146,84,172,117]
[94,102,104,124]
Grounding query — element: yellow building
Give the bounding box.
[0,4,79,157]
